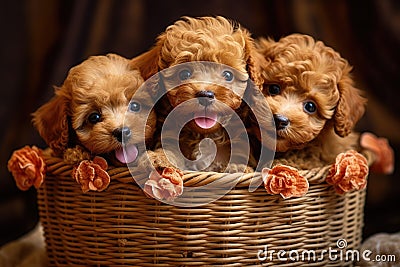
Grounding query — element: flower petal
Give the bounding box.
[326,150,368,194]
[144,179,164,200]
[143,169,184,200]
[72,158,111,193]
[93,168,111,192]
[93,156,108,171]
[161,167,184,185]
[360,132,394,175]
[262,165,309,199]
[7,146,46,191]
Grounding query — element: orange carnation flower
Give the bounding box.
[72,156,110,193]
[262,165,309,199]
[326,150,368,194]
[144,167,184,201]
[7,146,46,191]
[360,132,394,175]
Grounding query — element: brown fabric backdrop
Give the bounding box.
[1,0,399,245]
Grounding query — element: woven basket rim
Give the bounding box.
[42,148,374,189]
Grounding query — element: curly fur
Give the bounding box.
[32,54,156,164]
[132,16,263,85]
[254,34,367,168]
[131,16,260,173]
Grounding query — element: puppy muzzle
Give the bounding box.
[196,90,215,107]
[273,114,290,130]
[112,126,132,143]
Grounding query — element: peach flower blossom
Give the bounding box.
[144,167,184,201]
[326,150,368,194]
[360,132,394,175]
[72,156,110,193]
[7,146,46,191]
[262,165,309,199]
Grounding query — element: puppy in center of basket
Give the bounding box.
[253,34,367,169]
[131,16,263,178]
[32,53,157,166]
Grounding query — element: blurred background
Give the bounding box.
[1,0,399,246]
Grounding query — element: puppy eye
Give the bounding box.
[304,101,317,114]
[88,112,101,124]
[129,101,141,112]
[268,84,281,96]
[179,69,192,80]
[222,70,234,82]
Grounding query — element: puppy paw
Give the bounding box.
[63,146,91,165]
[243,165,255,173]
[146,149,179,170]
[143,167,184,201]
[225,163,254,173]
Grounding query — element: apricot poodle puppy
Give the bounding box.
[254,33,367,168]
[33,53,157,165]
[131,16,263,174]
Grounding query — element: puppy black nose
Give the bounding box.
[196,90,215,106]
[273,114,290,130]
[113,127,131,142]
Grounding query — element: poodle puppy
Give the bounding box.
[131,16,263,173]
[32,53,157,165]
[253,33,367,168]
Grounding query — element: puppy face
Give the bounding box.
[263,71,339,152]
[161,62,248,133]
[161,17,254,133]
[257,34,366,152]
[130,16,262,133]
[33,54,156,163]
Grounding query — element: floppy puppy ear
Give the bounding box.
[334,66,367,137]
[32,87,71,154]
[130,35,167,101]
[244,35,266,89]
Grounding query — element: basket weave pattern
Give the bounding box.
[38,154,368,266]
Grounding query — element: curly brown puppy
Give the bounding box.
[33,54,157,165]
[253,34,367,168]
[131,16,263,173]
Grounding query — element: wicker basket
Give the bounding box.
[37,152,372,267]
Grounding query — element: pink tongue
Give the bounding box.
[115,144,138,164]
[194,111,218,129]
